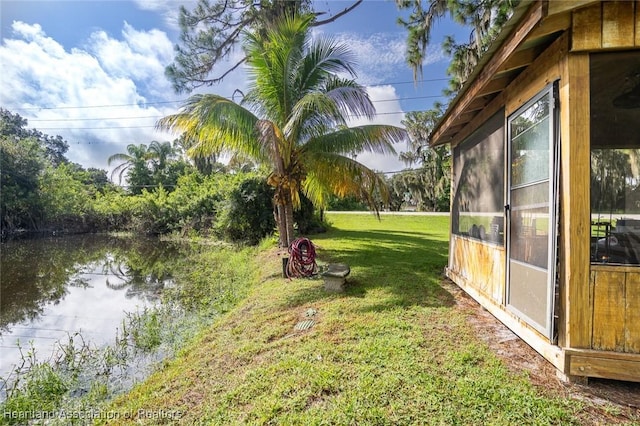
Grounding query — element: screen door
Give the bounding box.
[506,83,559,339]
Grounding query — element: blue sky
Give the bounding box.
[0,0,467,174]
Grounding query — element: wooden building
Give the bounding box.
[430,0,640,382]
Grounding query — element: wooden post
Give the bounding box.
[560,52,592,349]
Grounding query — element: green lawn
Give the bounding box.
[105,213,587,425]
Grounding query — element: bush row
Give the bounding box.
[49,171,277,245]
[97,172,276,244]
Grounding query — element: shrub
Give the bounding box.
[218,177,276,244]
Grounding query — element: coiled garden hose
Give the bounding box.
[286,237,318,278]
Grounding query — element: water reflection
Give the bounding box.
[0,234,183,376]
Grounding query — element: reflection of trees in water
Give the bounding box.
[0,235,185,332]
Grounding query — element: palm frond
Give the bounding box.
[285,92,343,140]
[109,162,131,184]
[285,80,380,142]
[302,153,389,211]
[303,125,405,156]
[107,153,133,166]
[156,94,266,163]
[296,37,357,93]
[243,15,312,125]
[323,77,376,120]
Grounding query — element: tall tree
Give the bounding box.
[159,15,406,247]
[0,110,109,231]
[107,144,154,193]
[108,142,192,193]
[0,108,69,166]
[166,0,363,93]
[399,108,451,211]
[396,0,516,88]
[174,133,226,175]
[0,135,46,230]
[147,140,176,173]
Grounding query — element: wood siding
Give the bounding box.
[443,0,640,381]
[589,265,640,353]
[449,236,505,303]
[572,1,640,51]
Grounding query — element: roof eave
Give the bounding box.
[429,0,539,146]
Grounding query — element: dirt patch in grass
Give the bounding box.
[444,278,640,424]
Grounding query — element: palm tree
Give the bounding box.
[107,143,151,185]
[108,141,176,193]
[147,140,176,175]
[174,133,227,175]
[158,15,406,247]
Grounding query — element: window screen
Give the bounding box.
[590,50,640,264]
[451,109,505,244]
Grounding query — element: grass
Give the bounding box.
[103,213,585,425]
[0,241,260,426]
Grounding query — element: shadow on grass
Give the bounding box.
[280,227,454,312]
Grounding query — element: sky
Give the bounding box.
[0,0,467,176]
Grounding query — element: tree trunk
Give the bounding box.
[283,192,296,247]
[276,203,288,248]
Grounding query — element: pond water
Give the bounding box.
[0,234,183,379]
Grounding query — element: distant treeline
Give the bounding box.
[0,109,332,243]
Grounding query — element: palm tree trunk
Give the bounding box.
[284,193,296,247]
[276,202,288,248]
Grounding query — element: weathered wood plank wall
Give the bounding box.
[449,236,505,303]
[590,266,640,353]
[573,1,640,50]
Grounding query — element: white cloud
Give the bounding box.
[0,21,178,172]
[347,85,407,173]
[0,17,417,175]
[131,0,175,11]
[87,22,174,98]
[132,0,195,30]
[313,29,445,85]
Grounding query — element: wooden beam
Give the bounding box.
[570,355,640,382]
[447,93,505,149]
[572,2,602,51]
[602,1,635,48]
[456,110,478,124]
[431,1,544,145]
[496,47,540,74]
[566,347,640,361]
[505,32,568,115]
[445,124,467,136]
[463,96,494,114]
[447,32,568,149]
[626,272,640,353]
[591,264,640,273]
[477,75,513,97]
[433,94,500,147]
[527,10,571,40]
[562,53,592,349]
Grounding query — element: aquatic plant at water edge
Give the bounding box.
[0,241,259,423]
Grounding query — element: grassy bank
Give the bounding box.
[0,238,260,426]
[105,213,586,425]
